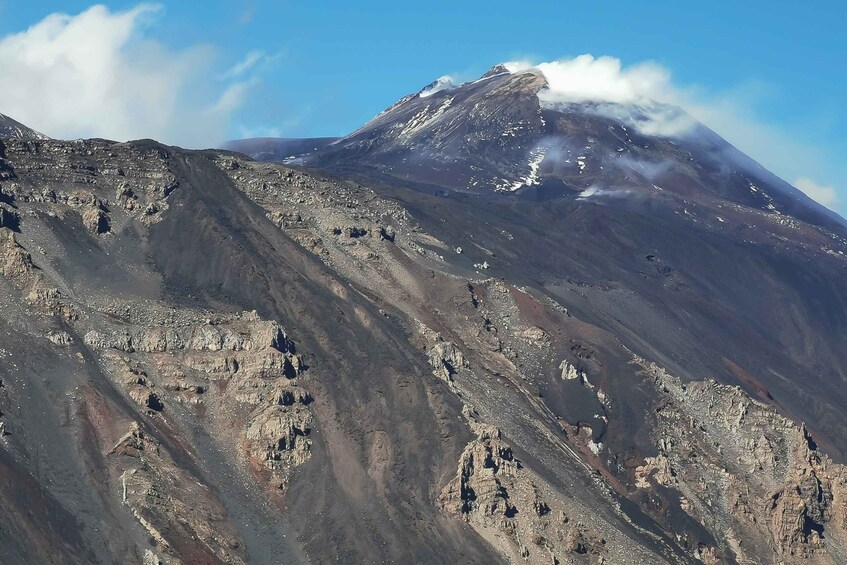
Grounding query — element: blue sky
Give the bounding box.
[0,1,845,210]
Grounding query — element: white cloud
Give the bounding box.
[211,80,254,115]
[0,4,261,147]
[794,178,839,208]
[508,54,844,213]
[222,50,267,79]
[536,55,672,105]
[511,55,695,136]
[419,76,456,97]
[502,61,534,73]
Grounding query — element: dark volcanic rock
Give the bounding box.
[0,113,49,140]
[290,67,842,232]
[1,72,847,565]
[0,204,19,231]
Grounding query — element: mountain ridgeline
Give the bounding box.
[0,64,846,565]
[0,112,48,141]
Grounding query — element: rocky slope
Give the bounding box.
[1,82,846,565]
[295,66,843,231]
[0,113,48,140]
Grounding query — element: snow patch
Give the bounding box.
[396,97,455,139]
[578,185,632,200]
[496,148,547,192]
[579,186,599,198]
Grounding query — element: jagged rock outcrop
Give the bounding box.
[245,389,314,488]
[0,230,31,278]
[90,309,314,489]
[46,331,72,346]
[0,203,19,231]
[440,416,609,563]
[635,359,847,563]
[110,422,159,458]
[110,423,246,564]
[439,422,521,517]
[1,228,79,321]
[0,138,178,226]
[559,360,583,381]
[84,318,290,354]
[82,206,110,234]
[427,341,468,382]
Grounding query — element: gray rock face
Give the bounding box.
[0,89,846,565]
[439,419,610,563]
[635,360,847,562]
[82,206,110,234]
[428,341,468,382]
[84,318,289,354]
[0,204,18,231]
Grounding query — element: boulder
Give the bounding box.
[0,203,19,231]
[82,206,110,234]
[428,341,468,381]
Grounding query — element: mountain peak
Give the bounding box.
[419,75,457,98]
[289,66,842,229]
[480,63,511,79]
[0,112,49,140]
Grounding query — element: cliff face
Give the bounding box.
[0,138,494,564]
[634,361,847,563]
[0,134,846,564]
